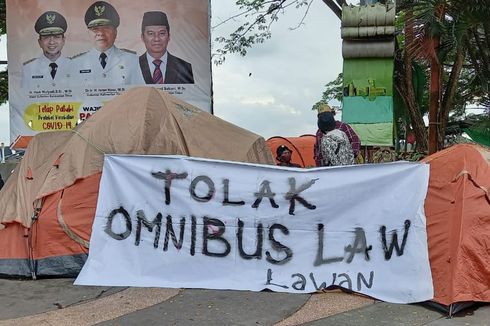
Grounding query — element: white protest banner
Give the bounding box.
[76,155,433,303]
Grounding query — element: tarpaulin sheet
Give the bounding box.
[342,96,393,124]
[341,3,395,28]
[341,27,395,39]
[464,127,490,147]
[343,59,393,96]
[349,122,393,146]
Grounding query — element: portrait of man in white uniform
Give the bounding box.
[71,1,143,86]
[21,11,72,90]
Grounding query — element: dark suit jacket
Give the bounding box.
[139,53,194,84]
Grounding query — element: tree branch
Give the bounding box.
[472,29,490,75]
[290,0,314,30]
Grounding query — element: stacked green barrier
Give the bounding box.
[341,3,395,146]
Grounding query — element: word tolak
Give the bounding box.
[151,169,318,215]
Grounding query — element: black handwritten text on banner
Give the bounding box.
[76,155,433,303]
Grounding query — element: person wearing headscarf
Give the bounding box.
[313,103,360,166]
[317,112,355,166]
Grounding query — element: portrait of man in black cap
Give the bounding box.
[72,1,144,86]
[21,11,72,89]
[139,11,194,84]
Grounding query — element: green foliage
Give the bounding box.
[320,72,343,103]
[310,73,343,112]
[465,117,490,147]
[411,62,428,115]
[215,0,489,148]
[0,0,5,35]
[315,0,489,140]
[212,0,313,65]
[448,67,488,120]
[311,100,328,113]
[399,0,490,108]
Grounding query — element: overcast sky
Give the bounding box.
[0,0,343,145]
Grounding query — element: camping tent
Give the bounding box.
[266,135,316,167]
[423,144,490,314]
[0,87,275,277]
[263,140,489,312]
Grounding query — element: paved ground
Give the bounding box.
[0,278,488,325]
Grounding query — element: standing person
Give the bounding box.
[317,111,354,166]
[313,103,360,166]
[72,1,143,86]
[22,11,72,89]
[276,145,301,167]
[139,11,194,84]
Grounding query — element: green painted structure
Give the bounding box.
[341,3,396,146]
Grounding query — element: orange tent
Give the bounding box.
[10,135,34,150]
[266,135,316,167]
[423,144,490,313]
[0,87,274,277]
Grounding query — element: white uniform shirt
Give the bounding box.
[71,46,144,86]
[21,55,72,90]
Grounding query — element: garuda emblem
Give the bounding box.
[46,14,56,25]
[95,5,105,17]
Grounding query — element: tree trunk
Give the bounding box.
[395,82,428,152]
[438,46,465,148]
[397,9,428,152]
[428,4,446,154]
[428,36,441,155]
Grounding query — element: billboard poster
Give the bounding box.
[6,0,212,143]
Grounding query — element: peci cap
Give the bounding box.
[85,1,120,28]
[316,103,335,115]
[142,11,170,33]
[276,145,292,157]
[35,11,67,36]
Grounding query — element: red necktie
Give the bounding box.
[152,59,163,84]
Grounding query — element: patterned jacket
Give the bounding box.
[314,121,360,167]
